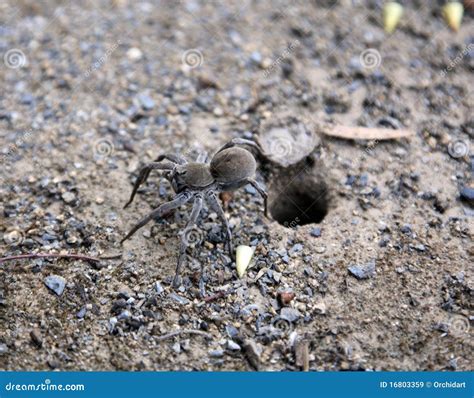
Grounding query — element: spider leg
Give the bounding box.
[243,178,269,218]
[214,138,263,156]
[174,194,203,287]
[207,192,234,260]
[121,192,192,243]
[155,154,187,165]
[123,161,176,209]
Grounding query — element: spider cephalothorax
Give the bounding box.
[121,138,268,286]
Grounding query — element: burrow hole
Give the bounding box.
[268,168,329,228]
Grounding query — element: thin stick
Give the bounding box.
[203,290,228,303]
[0,253,102,264]
[156,329,212,341]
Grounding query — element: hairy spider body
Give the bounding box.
[121,138,268,286]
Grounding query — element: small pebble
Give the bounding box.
[137,92,155,110]
[227,340,241,351]
[280,307,301,322]
[278,291,295,306]
[168,293,189,305]
[61,191,76,204]
[3,230,23,245]
[209,349,224,358]
[400,224,412,234]
[77,307,87,319]
[0,343,8,355]
[44,275,67,296]
[310,227,321,237]
[30,329,43,347]
[348,260,376,279]
[460,186,474,205]
[155,281,164,295]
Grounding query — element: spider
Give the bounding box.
[121,138,268,286]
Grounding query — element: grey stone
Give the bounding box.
[44,275,67,296]
[348,260,376,279]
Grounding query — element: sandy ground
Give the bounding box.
[0,0,473,371]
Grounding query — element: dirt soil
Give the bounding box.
[0,0,473,371]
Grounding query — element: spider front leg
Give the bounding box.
[155,154,187,165]
[243,178,269,218]
[214,138,264,156]
[174,194,203,287]
[123,161,176,209]
[207,192,234,260]
[121,192,192,243]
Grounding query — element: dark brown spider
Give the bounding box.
[121,138,268,286]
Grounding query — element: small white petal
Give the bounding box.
[236,245,255,278]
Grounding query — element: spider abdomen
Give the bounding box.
[210,147,256,183]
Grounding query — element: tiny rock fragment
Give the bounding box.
[278,291,295,307]
[30,329,43,348]
[383,2,403,33]
[241,339,262,370]
[61,191,76,204]
[0,343,8,355]
[227,340,241,351]
[314,300,327,315]
[348,260,376,279]
[294,338,309,371]
[460,186,474,205]
[44,275,67,296]
[236,245,255,278]
[443,2,464,31]
[280,307,302,323]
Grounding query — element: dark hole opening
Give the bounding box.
[269,172,329,227]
